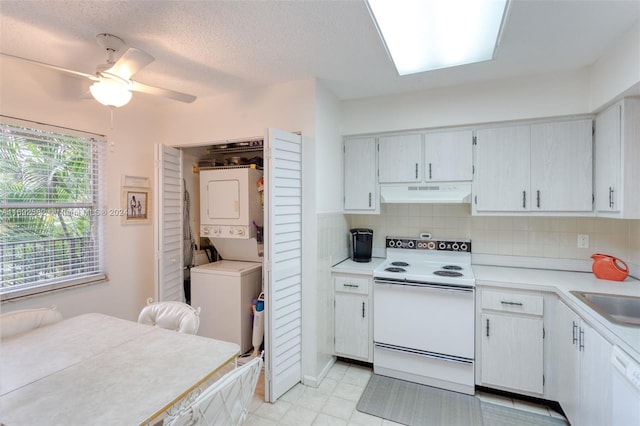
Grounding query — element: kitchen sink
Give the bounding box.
[570,291,640,327]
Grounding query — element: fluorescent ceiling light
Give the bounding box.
[367,0,509,75]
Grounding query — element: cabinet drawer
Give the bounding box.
[334,275,369,294]
[481,290,543,316]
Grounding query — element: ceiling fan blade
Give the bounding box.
[0,53,96,80]
[130,80,197,103]
[107,47,154,80]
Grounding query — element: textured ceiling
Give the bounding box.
[0,0,638,103]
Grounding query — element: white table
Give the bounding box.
[0,313,240,425]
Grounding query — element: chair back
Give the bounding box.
[138,299,200,335]
[0,307,63,339]
[164,354,263,426]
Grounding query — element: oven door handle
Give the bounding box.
[374,342,474,365]
[374,279,474,293]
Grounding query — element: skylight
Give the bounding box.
[366,0,509,75]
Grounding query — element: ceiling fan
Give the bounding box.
[1,33,196,107]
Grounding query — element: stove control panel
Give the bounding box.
[386,237,471,252]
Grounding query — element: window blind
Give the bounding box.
[0,123,106,300]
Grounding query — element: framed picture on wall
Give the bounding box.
[126,191,148,220]
[121,175,151,224]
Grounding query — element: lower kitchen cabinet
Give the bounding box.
[478,288,544,395]
[333,273,373,362]
[554,300,613,426]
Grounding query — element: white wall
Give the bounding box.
[589,21,640,111]
[0,60,160,321]
[341,69,591,136]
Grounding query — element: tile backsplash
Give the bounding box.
[347,204,640,265]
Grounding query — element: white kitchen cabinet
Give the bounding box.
[344,137,379,214]
[378,133,422,183]
[473,118,593,214]
[530,119,593,212]
[474,125,531,212]
[424,129,473,182]
[594,98,640,218]
[333,273,372,362]
[479,289,544,394]
[554,300,613,426]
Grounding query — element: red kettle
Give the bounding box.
[591,254,629,281]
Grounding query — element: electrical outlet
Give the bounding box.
[577,234,589,248]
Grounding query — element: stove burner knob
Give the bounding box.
[427,241,436,250]
[407,241,415,248]
[438,242,447,250]
[460,243,468,251]
[452,243,459,251]
[388,240,395,247]
[395,240,403,247]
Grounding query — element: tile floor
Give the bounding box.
[245,359,567,426]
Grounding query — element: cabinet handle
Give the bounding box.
[572,321,578,344]
[486,318,490,337]
[343,283,360,288]
[362,302,365,318]
[579,327,585,351]
[368,192,372,207]
[415,163,419,179]
[536,190,541,208]
[609,187,614,208]
[429,163,432,180]
[523,191,527,209]
[500,301,523,306]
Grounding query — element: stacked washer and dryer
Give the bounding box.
[190,167,264,355]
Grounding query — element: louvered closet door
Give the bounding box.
[263,128,302,402]
[154,144,185,302]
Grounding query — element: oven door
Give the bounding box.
[373,280,475,358]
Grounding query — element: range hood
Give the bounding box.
[380,183,472,204]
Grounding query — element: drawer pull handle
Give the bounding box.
[362,302,365,318]
[572,321,578,344]
[500,301,523,306]
[343,284,360,288]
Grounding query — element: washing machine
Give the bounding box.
[190,260,262,354]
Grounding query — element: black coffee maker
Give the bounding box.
[350,228,373,263]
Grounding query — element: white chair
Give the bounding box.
[0,306,63,339]
[163,354,263,426]
[137,298,200,335]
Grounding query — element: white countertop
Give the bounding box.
[332,257,385,275]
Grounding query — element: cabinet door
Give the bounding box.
[578,322,613,426]
[481,313,544,394]
[344,137,378,213]
[530,119,593,212]
[378,133,422,183]
[424,129,473,182]
[594,104,621,213]
[554,301,581,425]
[334,293,369,360]
[474,126,530,212]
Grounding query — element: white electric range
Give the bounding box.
[373,237,476,395]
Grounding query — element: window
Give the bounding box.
[0,122,106,300]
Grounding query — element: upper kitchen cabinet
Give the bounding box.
[424,129,473,182]
[378,133,423,183]
[344,136,379,214]
[473,118,593,215]
[594,98,640,218]
[529,119,593,212]
[474,124,531,212]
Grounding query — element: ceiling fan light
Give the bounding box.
[89,80,132,107]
